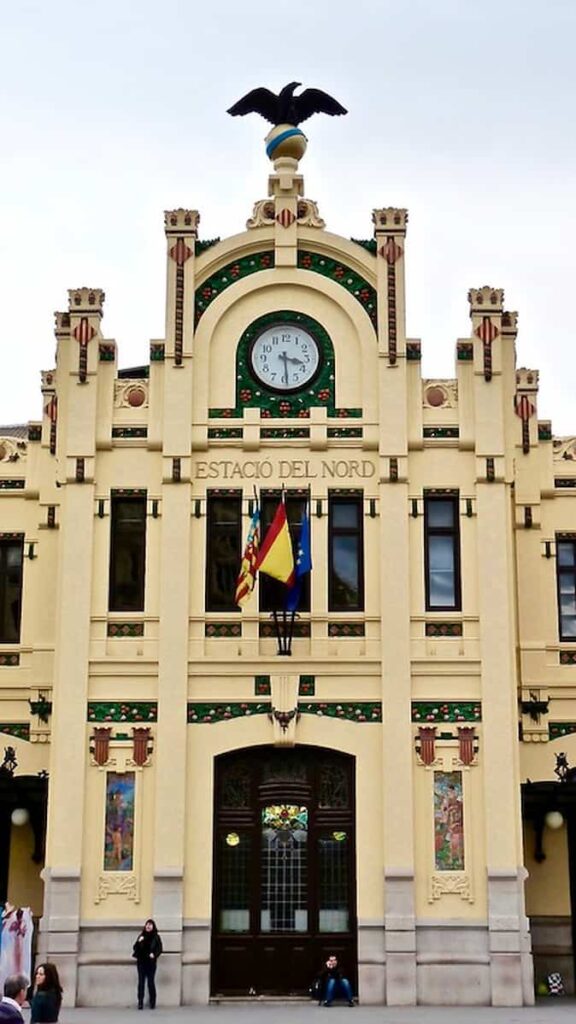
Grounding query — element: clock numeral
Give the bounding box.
[262,363,270,374]
[293,374,300,384]
[272,335,279,344]
[282,333,291,342]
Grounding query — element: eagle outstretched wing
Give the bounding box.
[227,88,279,124]
[293,88,347,124]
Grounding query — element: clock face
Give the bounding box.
[249,323,321,392]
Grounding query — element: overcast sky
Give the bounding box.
[2,0,575,432]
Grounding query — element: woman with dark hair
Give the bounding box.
[132,919,163,1010]
[30,963,62,1023]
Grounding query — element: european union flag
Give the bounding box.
[285,507,312,613]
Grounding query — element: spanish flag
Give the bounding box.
[255,500,295,585]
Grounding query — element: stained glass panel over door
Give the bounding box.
[261,805,308,932]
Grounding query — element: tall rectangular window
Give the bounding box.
[424,495,461,611]
[328,495,364,611]
[0,537,24,642]
[259,494,310,612]
[108,496,147,612]
[206,494,242,611]
[556,537,576,640]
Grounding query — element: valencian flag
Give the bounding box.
[235,505,261,607]
[285,505,312,612]
[255,499,295,585]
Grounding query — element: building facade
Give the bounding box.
[1,143,575,1007]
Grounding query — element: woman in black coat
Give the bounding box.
[133,919,163,1010]
[30,963,63,1023]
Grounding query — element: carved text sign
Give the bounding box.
[194,458,376,482]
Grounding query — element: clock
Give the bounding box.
[249,322,321,392]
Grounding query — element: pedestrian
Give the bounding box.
[30,963,62,1023]
[132,919,163,1010]
[0,974,29,1022]
[318,954,354,1006]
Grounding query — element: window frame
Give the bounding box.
[0,535,24,644]
[556,535,576,642]
[328,493,364,613]
[205,492,243,613]
[108,494,147,613]
[424,494,461,612]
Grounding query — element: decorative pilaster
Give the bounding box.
[153,219,197,996]
[476,479,533,1004]
[268,158,304,267]
[39,288,103,992]
[371,206,415,1003]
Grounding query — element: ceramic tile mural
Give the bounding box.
[434,771,464,871]
[104,772,135,871]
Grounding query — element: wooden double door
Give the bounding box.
[211,746,357,996]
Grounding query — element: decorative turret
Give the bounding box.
[66,287,105,384]
[373,208,409,366]
[467,286,505,384]
[163,209,199,367]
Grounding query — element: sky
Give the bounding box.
[1,0,576,432]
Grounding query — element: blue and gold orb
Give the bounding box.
[265,123,308,162]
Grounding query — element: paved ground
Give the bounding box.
[46,1000,576,1024]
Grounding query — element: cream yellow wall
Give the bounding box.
[8,822,44,915]
[523,821,570,917]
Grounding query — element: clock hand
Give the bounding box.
[285,355,305,365]
[279,351,289,385]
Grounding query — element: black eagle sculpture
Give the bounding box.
[227,82,347,126]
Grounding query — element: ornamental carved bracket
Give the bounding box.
[247,197,325,230]
[429,872,473,903]
[269,704,299,748]
[270,707,299,732]
[95,872,139,904]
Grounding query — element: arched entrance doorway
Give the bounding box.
[211,746,357,996]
